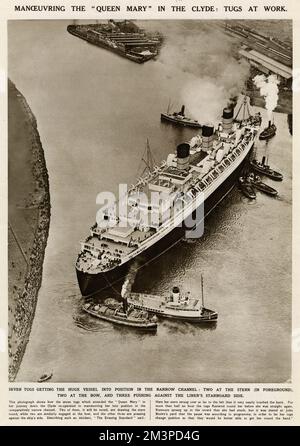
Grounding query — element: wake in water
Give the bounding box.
[73,260,142,331]
[73,318,101,332]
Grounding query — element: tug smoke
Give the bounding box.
[121,261,139,299]
[253,74,280,119]
[165,23,250,124]
[142,22,250,124]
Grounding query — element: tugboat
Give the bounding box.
[38,372,53,383]
[161,105,201,128]
[250,157,283,181]
[82,298,158,330]
[259,120,277,140]
[127,275,218,323]
[238,175,257,199]
[250,174,278,197]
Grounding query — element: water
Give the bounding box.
[8,20,292,382]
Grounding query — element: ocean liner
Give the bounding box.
[76,96,262,297]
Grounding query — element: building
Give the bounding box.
[239,47,292,87]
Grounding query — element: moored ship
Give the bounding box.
[76,96,262,297]
[67,20,163,63]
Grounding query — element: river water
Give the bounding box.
[8,20,292,382]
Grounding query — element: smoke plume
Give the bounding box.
[159,22,250,124]
[253,74,280,119]
[121,261,139,298]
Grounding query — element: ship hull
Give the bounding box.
[259,125,276,140]
[83,308,157,330]
[250,161,283,181]
[76,148,252,297]
[259,133,276,141]
[67,26,156,63]
[127,298,218,322]
[128,309,217,322]
[161,113,201,128]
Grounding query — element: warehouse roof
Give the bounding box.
[239,48,292,79]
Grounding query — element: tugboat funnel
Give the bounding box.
[172,286,180,303]
[122,298,128,314]
[180,105,185,116]
[268,120,271,128]
[262,156,266,165]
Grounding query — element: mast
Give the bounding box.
[234,95,251,121]
[167,98,171,114]
[265,139,270,165]
[246,97,251,118]
[122,294,128,314]
[121,280,128,314]
[201,274,204,308]
[139,139,157,177]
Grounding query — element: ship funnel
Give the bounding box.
[201,124,214,152]
[222,107,234,133]
[172,286,180,304]
[262,156,266,165]
[176,143,190,170]
[179,105,185,116]
[268,120,271,128]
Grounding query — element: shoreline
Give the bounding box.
[8,80,51,381]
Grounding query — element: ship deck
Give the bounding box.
[161,113,201,127]
[129,292,201,312]
[77,104,261,275]
[78,124,258,273]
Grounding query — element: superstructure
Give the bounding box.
[76,96,261,296]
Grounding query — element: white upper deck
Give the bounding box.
[76,99,261,274]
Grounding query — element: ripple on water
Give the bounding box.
[10,21,292,383]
